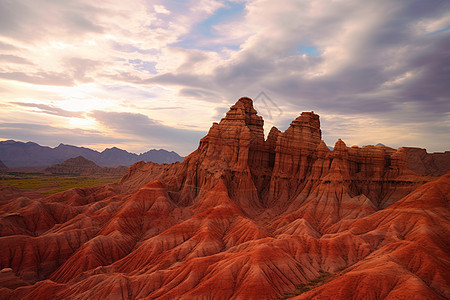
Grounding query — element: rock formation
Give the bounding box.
[404,147,450,176]
[45,156,128,176]
[0,97,449,300]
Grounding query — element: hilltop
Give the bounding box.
[0,97,449,299]
[0,141,183,168]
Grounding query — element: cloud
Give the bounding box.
[90,110,206,155]
[139,0,450,151]
[0,0,449,154]
[171,1,247,51]
[148,106,184,111]
[0,71,74,86]
[64,57,104,83]
[319,113,450,153]
[152,0,450,112]
[0,0,103,41]
[110,41,159,55]
[10,102,84,118]
[0,54,33,65]
[0,122,127,148]
[0,41,20,51]
[179,88,222,101]
[154,5,170,15]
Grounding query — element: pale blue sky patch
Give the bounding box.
[128,59,157,74]
[104,85,156,99]
[226,44,241,51]
[297,45,321,56]
[428,24,450,35]
[112,41,159,55]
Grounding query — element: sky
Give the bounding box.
[0,0,449,156]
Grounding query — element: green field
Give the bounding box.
[0,173,121,194]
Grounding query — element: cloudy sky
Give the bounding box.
[0,0,449,156]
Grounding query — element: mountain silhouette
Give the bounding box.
[0,140,183,168]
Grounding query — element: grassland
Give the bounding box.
[0,172,121,194]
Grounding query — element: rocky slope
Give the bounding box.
[45,156,128,176]
[0,97,448,300]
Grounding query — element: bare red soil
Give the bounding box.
[1,98,449,299]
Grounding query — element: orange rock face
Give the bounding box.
[1,97,449,300]
[404,147,450,177]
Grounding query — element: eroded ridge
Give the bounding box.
[1,97,448,300]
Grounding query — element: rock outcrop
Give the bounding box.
[123,98,424,215]
[404,147,450,176]
[172,97,271,213]
[0,97,449,300]
[45,156,128,176]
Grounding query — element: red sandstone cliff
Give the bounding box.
[404,147,450,177]
[0,97,448,300]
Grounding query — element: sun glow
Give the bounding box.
[33,84,115,112]
[68,117,97,128]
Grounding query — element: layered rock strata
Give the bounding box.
[122,97,424,214]
[1,97,448,300]
[404,147,450,177]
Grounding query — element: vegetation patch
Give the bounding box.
[0,172,121,194]
[282,270,332,299]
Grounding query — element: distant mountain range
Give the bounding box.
[0,140,183,168]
